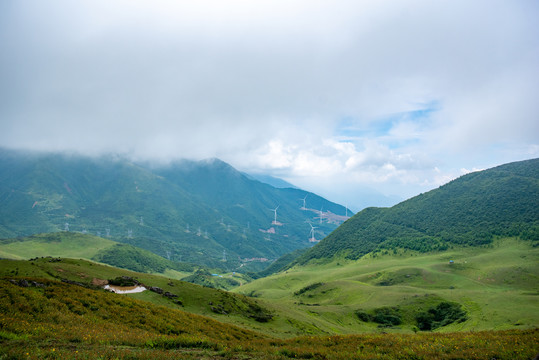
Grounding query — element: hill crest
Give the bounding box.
[298,158,539,263]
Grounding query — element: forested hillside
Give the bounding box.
[300,158,539,263]
[0,148,350,269]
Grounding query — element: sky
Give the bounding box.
[1,0,538,210]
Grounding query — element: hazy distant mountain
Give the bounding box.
[349,188,403,211]
[298,158,539,264]
[242,173,298,189]
[0,148,351,269]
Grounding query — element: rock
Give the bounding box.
[9,279,46,288]
[31,281,46,288]
[149,286,164,294]
[61,278,85,287]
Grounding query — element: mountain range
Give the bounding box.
[0,152,537,357]
[0,148,351,270]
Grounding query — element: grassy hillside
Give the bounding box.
[0,232,116,260]
[0,232,196,275]
[300,158,539,263]
[0,257,275,331]
[236,237,539,335]
[5,239,536,340]
[0,260,537,358]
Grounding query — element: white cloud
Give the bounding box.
[1,0,538,207]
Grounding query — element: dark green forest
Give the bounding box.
[299,158,539,263]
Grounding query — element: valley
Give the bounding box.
[0,155,538,358]
[235,237,538,335]
[2,1,538,357]
[0,235,536,337]
[0,239,537,359]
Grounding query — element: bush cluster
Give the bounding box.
[356,301,467,330]
[415,301,468,330]
[355,307,402,327]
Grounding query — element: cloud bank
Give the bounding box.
[1,0,538,209]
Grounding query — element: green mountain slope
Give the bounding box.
[299,158,539,263]
[0,232,116,260]
[1,268,536,358]
[236,237,539,334]
[0,232,195,274]
[0,257,275,330]
[0,148,351,270]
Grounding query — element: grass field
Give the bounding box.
[0,275,537,359]
[0,256,275,331]
[0,236,537,338]
[235,237,539,335]
[0,232,254,288]
[0,237,538,358]
[0,232,116,260]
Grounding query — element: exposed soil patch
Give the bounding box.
[92,278,108,286]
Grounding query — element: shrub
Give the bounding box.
[294,282,324,296]
[108,276,138,287]
[372,307,402,326]
[355,307,402,326]
[355,310,372,322]
[416,301,467,330]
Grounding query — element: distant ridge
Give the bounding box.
[0,148,351,270]
[243,172,299,189]
[298,158,539,263]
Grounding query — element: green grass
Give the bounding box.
[0,276,537,359]
[0,232,201,280]
[0,232,116,259]
[0,236,536,339]
[0,256,275,332]
[235,237,539,335]
[0,242,537,359]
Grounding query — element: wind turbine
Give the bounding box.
[270,205,280,224]
[300,195,308,210]
[309,223,318,242]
